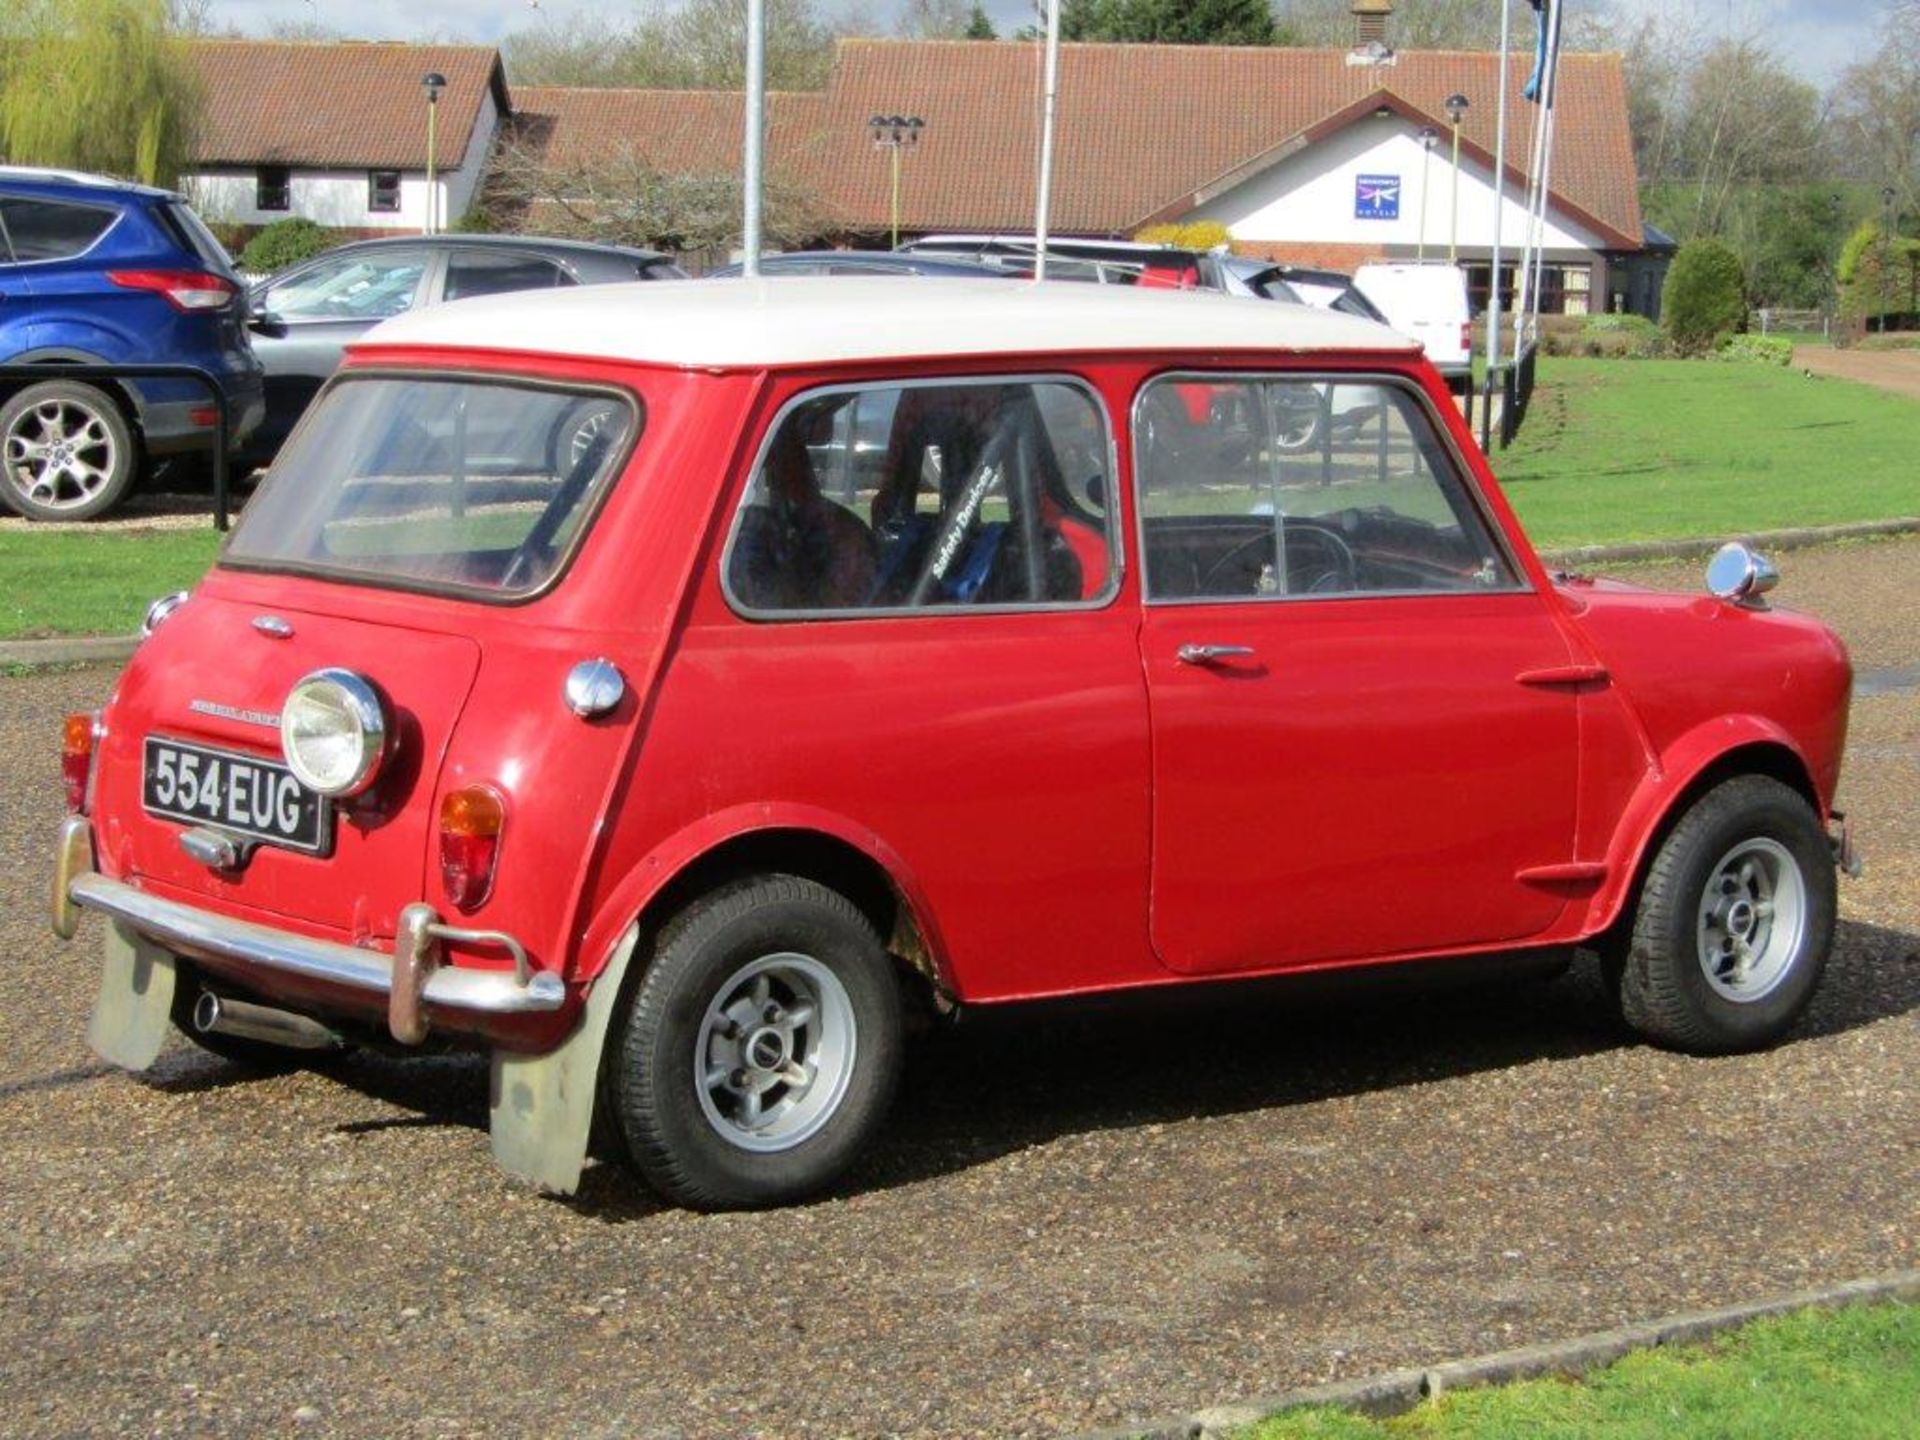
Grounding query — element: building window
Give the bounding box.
[368,171,401,214]
[256,166,290,213]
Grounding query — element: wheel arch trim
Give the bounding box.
[1582,716,1821,938]
[573,803,959,1000]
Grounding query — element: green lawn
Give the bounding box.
[1493,358,1920,549]
[1242,1300,1919,1440]
[0,528,222,640]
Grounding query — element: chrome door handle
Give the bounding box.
[1176,643,1255,666]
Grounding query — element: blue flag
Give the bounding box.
[1523,0,1556,105]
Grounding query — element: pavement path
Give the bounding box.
[1,539,1915,1439]
[1795,343,1920,400]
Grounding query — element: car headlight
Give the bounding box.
[280,668,388,797]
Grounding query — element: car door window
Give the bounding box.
[725,378,1116,615]
[442,251,576,302]
[1135,376,1517,602]
[263,251,429,322]
[0,198,116,261]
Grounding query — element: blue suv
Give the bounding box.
[0,167,264,520]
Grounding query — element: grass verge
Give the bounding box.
[1494,358,1920,550]
[1240,1300,1918,1439]
[0,528,222,640]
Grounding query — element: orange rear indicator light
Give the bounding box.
[62,712,97,813]
[439,785,505,911]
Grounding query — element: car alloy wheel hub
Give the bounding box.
[695,952,857,1152]
[1695,837,1806,1002]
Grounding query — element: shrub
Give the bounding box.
[1717,334,1794,366]
[1539,314,1664,359]
[1133,220,1232,251]
[1662,238,1747,354]
[239,217,339,274]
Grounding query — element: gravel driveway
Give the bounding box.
[2,540,1915,1439]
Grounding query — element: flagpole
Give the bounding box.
[1034,0,1061,281]
[741,0,765,276]
[1483,0,1512,451]
[1523,0,1567,359]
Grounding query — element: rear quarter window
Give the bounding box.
[0,197,117,261]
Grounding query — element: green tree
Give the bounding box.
[1060,0,1275,45]
[0,0,203,187]
[1662,238,1747,353]
[964,3,995,40]
[1837,220,1920,330]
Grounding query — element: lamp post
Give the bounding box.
[869,114,925,250]
[1883,184,1898,331]
[422,71,446,235]
[1444,92,1469,263]
[1416,126,1438,262]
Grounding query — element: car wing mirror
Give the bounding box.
[1705,541,1779,608]
[248,310,289,339]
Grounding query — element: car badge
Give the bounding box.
[188,699,281,730]
[253,615,295,638]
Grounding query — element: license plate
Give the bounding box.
[142,736,331,856]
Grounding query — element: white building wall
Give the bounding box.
[1191,114,1604,257]
[185,90,500,232]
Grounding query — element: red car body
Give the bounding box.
[54,279,1853,1201]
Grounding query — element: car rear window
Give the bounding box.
[0,197,116,261]
[222,375,640,600]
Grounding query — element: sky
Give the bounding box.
[206,0,1886,87]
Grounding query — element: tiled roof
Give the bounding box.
[816,41,1641,248]
[188,41,510,171]
[509,87,831,189]
[517,40,1640,250]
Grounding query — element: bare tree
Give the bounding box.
[1829,1,1920,211]
[503,0,843,90]
[897,0,972,39]
[480,127,824,267]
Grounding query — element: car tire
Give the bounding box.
[0,380,140,521]
[608,875,903,1210]
[1617,775,1834,1054]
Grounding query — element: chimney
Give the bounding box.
[1352,0,1392,48]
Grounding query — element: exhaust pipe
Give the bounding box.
[191,991,342,1052]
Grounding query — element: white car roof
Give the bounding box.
[364,276,1417,370]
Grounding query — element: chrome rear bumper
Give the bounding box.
[55,819,565,1043]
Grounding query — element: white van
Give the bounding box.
[1353,262,1474,391]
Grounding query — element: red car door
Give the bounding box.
[1132,373,1581,975]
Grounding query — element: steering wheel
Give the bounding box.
[1196,521,1358,597]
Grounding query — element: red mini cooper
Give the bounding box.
[53,278,1855,1209]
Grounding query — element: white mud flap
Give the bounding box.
[488,927,637,1195]
[86,921,177,1071]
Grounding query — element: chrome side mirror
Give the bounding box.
[141,590,188,637]
[1705,541,1779,607]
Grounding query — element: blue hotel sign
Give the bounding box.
[1354,174,1401,220]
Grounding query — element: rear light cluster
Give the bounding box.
[439,785,505,911]
[107,269,239,313]
[1461,320,1475,354]
[62,711,100,813]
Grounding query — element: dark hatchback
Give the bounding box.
[243,235,684,465]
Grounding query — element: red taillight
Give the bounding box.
[439,785,505,911]
[107,269,238,312]
[1461,320,1474,353]
[62,712,97,813]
